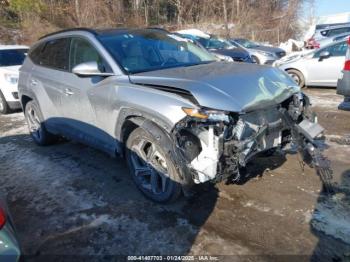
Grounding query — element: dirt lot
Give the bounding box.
[0,88,349,261]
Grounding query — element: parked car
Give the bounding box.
[0,199,21,261]
[306,23,350,49]
[0,45,28,114]
[174,33,234,62]
[19,28,325,202]
[337,37,350,110]
[230,38,286,65]
[317,32,350,49]
[177,32,254,63]
[275,39,348,88]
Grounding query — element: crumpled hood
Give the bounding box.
[129,61,300,112]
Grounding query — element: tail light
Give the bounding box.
[344,37,350,71]
[0,207,6,230]
[306,37,320,49]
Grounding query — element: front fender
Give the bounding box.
[115,107,180,142]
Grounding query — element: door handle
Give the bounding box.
[64,88,74,96]
[30,79,38,86]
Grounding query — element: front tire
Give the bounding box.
[24,100,58,145]
[287,69,305,88]
[251,55,260,64]
[0,91,11,114]
[126,127,182,203]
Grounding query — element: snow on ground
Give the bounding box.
[307,89,343,109]
[312,192,350,245]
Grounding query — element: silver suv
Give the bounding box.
[19,28,327,202]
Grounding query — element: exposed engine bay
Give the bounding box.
[173,92,334,192]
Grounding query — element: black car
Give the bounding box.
[178,34,254,63]
[232,38,286,59]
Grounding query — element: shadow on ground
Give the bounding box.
[311,169,350,262]
[0,133,220,260]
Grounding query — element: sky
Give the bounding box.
[313,0,350,17]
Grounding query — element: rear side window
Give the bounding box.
[314,41,348,57]
[29,43,45,64]
[322,27,350,37]
[29,38,70,70]
[328,27,350,37]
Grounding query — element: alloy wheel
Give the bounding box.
[288,72,300,85]
[130,138,170,195]
[26,105,42,141]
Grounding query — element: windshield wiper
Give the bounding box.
[182,61,215,67]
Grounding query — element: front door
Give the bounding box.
[60,37,117,154]
[306,41,347,86]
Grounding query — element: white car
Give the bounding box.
[275,40,348,88]
[0,45,28,114]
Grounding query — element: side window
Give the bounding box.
[29,43,45,65]
[330,42,348,56]
[40,38,70,70]
[328,27,350,37]
[69,38,111,73]
[315,41,348,58]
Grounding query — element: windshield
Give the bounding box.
[235,39,259,48]
[198,36,234,50]
[0,49,28,67]
[98,30,216,74]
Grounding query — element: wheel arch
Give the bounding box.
[20,95,33,111]
[119,115,172,154]
[285,67,308,82]
[118,114,193,186]
[115,108,176,144]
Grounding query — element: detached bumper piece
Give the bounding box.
[305,143,334,194]
[297,119,324,142]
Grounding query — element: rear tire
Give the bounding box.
[24,100,58,146]
[126,127,182,203]
[287,69,305,88]
[0,91,11,114]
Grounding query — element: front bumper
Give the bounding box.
[176,93,325,185]
[7,101,21,110]
[1,82,20,103]
[254,53,277,65]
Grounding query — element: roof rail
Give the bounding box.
[39,28,97,40]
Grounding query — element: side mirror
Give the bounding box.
[72,61,114,77]
[319,51,331,61]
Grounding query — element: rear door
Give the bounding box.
[28,38,70,128]
[306,41,347,86]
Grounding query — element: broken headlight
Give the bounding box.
[182,107,230,122]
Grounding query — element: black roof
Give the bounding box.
[39,27,169,40]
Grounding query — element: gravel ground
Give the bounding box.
[0,88,349,261]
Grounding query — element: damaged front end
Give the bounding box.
[173,92,334,192]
